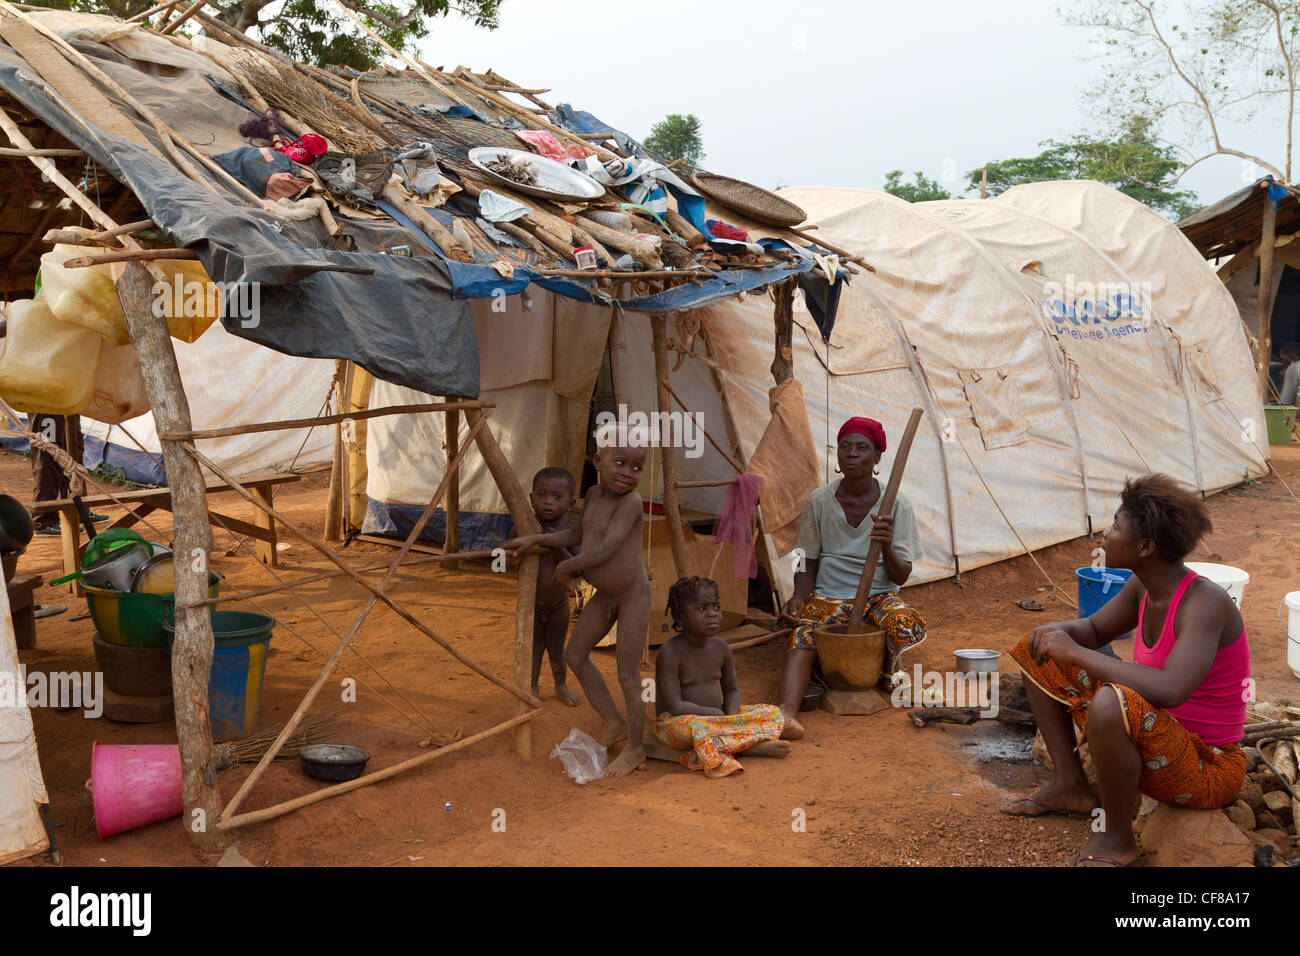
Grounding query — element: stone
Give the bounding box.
[217,846,254,867]
[1139,806,1254,867]
[1252,702,1285,720]
[1237,779,1266,815]
[1242,747,1261,773]
[1225,800,1256,832]
[819,688,889,716]
[1247,828,1291,857]
[1263,791,1293,814]
[1030,729,1098,786]
[1256,810,1284,831]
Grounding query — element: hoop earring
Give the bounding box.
[873,468,880,476]
[833,465,842,474]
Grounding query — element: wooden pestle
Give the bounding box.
[846,407,925,633]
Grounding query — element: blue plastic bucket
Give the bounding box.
[165,611,274,741]
[1075,567,1133,639]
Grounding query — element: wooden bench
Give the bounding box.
[28,471,301,589]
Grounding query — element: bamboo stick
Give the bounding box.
[675,478,739,488]
[193,549,498,607]
[156,399,492,441]
[185,443,542,709]
[42,219,155,247]
[127,0,178,23]
[785,225,871,268]
[532,268,714,280]
[659,376,744,473]
[159,0,207,34]
[63,248,197,268]
[0,146,82,157]
[728,626,793,651]
[445,406,460,569]
[216,708,542,831]
[651,314,692,578]
[461,406,543,758]
[218,412,489,822]
[846,407,925,633]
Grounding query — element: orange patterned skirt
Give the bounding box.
[653,704,785,778]
[1010,632,1245,808]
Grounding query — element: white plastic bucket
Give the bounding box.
[1283,591,1300,680]
[1186,562,1250,609]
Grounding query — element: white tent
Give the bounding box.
[80,320,336,484]
[0,568,49,865]
[359,180,1268,602]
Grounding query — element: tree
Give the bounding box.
[1063,0,1299,185]
[882,170,952,202]
[35,0,501,69]
[643,113,704,166]
[966,115,1201,219]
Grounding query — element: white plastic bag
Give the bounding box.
[550,728,607,784]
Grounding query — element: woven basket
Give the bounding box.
[691,172,806,227]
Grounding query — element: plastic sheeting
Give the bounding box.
[0,566,49,866]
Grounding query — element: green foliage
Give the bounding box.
[966,115,1200,219]
[882,169,952,202]
[92,463,137,490]
[32,0,501,69]
[643,113,705,166]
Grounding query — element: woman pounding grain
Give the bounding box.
[1001,474,1251,867]
[776,417,927,740]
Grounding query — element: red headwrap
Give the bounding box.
[837,417,886,452]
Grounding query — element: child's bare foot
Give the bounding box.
[745,740,791,758]
[555,684,580,707]
[999,780,1098,818]
[779,716,805,740]
[603,741,646,777]
[598,719,628,748]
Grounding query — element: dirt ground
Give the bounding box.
[3,445,1297,867]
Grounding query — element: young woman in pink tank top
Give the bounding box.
[1000,475,1251,867]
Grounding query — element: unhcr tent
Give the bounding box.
[364,181,1268,603]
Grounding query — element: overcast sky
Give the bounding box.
[415,0,1283,213]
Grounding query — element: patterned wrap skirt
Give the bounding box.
[1010,632,1245,808]
[653,704,786,778]
[790,591,927,672]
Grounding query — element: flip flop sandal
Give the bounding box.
[1066,850,1144,868]
[1016,597,1045,611]
[999,796,1092,819]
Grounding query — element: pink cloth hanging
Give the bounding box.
[514,129,594,162]
[713,472,764,579]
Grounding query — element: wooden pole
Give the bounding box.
[771,279,795,385]
[325,361,346,542]
[0,146,82,157]
[156,399,491,441]
[215,709,541,831]
[116,262,221,846]
[159,0,207,34]
[659,376,744,473]
[1259,184,1278,402]
[445,406,460,569]
[462,406,542,758]
[981,167,988,200]
[651,314,692,578]
[219,412,490,822]
[63,248,198,268]
[846,408,925,633]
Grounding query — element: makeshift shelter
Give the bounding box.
[1178,177,1300,397]
[368,181,1268,610]
[0,5,836,841]
[0,570,50,865]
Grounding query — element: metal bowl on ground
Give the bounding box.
[813,624,886,690]
[0,493,33,552]
[953,649,1001,674]
[300,744,371,783]
[800,681,827,711]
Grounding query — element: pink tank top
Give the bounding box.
[1134,571,1250,746]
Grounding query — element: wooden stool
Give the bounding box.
[7,573,42,650]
